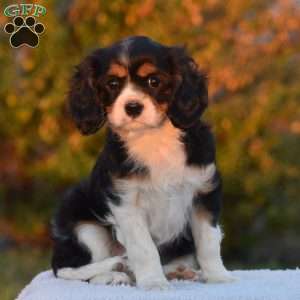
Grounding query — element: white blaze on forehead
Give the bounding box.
[107,82,162,130]
[119,38,132,66]
[119,51,129,67]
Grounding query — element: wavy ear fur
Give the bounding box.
[167,46,208,129]
[68,51,106,135]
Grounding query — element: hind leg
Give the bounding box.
[52,183,131,285]
[74,222,111,263]
[56,222,131,285]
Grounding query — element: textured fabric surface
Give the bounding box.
[17,269,300,300]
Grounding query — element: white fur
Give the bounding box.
[74,223,111,263]
[119,37,132,65]
[191,213,235,283]
[107,83,164,131]
[110,202,169,290]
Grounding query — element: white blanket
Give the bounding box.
[17,269,300,300]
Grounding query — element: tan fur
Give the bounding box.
[136,63,157,77]
[124,120,185,185]
[108,63,127,77]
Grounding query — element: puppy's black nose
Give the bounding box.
[125,101,144,118]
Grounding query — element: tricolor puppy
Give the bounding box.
[51,36,234,289]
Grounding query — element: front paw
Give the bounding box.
[200,270,236,283]
[138,276,170,290]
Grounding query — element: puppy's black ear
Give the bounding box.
[68,51,106,135]
[167,46,208,129]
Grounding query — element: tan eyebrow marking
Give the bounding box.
[136,63,157,77]
[107,63,127,77]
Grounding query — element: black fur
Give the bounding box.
[51,36,222,276]
[167,47,208,129]
[51,182,95,274]
[159,225,195,265]
[68,51,107,135]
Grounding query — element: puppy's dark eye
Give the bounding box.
[148,75,160,88]
[106,78,120,90]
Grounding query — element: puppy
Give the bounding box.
[51,36,234,289]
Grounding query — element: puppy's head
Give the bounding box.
[69,36,208,135]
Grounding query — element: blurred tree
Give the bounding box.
[0,0,299,267]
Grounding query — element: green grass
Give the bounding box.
[0,247,51,300]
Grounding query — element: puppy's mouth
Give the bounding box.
[109,115,167,133]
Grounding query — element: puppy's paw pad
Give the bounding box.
[166,266,200,281]
[108,256,128,271]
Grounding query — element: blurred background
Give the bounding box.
[0,0,300,298]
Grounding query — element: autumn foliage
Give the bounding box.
[0,0,299,267]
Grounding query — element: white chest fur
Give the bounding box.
[115,121,216,246]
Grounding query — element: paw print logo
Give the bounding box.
[4,16,45,48]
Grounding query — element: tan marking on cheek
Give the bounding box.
[157,102,168,113]
[108,63,127,77]
[105,105,113,114]
[136,63,157,77]
[196,206,213,223]
[150,100,168,115]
